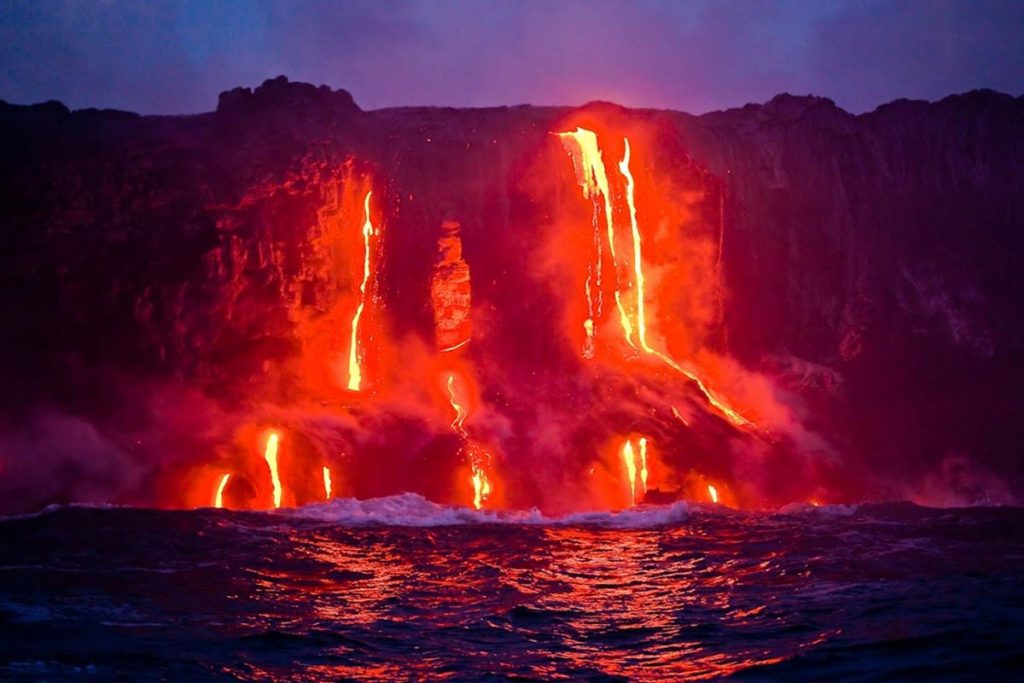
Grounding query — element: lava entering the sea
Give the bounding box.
[166,113,830,516]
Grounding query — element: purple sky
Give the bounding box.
[1,0,1022,115]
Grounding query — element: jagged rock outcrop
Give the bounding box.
[430,220,472,351]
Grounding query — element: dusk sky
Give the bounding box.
[2,0,1023,115]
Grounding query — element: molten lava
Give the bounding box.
[708,485,719,504]
[620,437,650,507]
[347,190,376,392]
[323,466,333,500]
[558,127,753,429]
[163,118,799,517]
[447,374,467,432]
[471,457,493,511]
[638,436,649,493]
[445,373,495,510]
[619,138,648,349]
[214,473,231,509]
[557,127,635,354]
[622,441,638,506]
[264,432,283,509]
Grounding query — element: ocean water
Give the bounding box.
[1,497,1021,681]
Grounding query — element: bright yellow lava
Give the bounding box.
[446,374,494,510]
[471,464,492,511]
[264,432,282,509]
[558,128,635,348]
[447,374,467,433]
[620,139,648,350]
[347,190,375,391]
[214,473,230,509]
[322,466,332,500]
[638,436,649,493]
[622,440,638,506]
[708,484,719,504]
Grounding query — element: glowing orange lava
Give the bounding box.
[708,484,719,504]
[445,373,494,510]
[347,190,376,391]
[264,431,283,509]
[559,127,753,429]
[214,473,231,509]
[638,436,649,493]
[323,466,333,500]
[447,374,467,432]
[620,138,647,349]
[622,440,638,506]
[619,437,650,506]
[471,461,492,511]
[557,127,634,353]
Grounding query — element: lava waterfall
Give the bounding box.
[0,77,1022,514]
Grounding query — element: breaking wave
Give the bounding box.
[286,492,693,528]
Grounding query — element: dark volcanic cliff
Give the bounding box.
[0,76,1022,513]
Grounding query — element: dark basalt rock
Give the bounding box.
[217,75,361,118]
[0,79,1022,512]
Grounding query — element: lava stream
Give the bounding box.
[445,373,494,510]
[622,441,638,506]
[617,137,752,428]
[638,436,649,493]
[347,190,376,391]
[447,374,467,433]
[557,128,634,350]
[214,473,230,509]
[559,127,752,429]
[323,466,333,500]
[264,432,283,509]
[619,139,648,349]
[471,461,492,511]
[708,484,719,504]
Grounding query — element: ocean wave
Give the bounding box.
[286,492,692,528]
[0,501,127,522]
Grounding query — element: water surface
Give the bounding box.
[1,499,1021,681]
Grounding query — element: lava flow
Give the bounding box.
[162,115,828,517]
[557,127,632,355]
[558,126,752,429]
[264,432,283,509]
[431,220,496,510]
[620,437,649,506]
[347,190,377,392]
[445,372,495,510]
[214,474,231,509]
[323,466,333,500]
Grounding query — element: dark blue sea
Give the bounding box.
[1,496,1022,681]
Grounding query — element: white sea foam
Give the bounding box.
[286,492,692,528]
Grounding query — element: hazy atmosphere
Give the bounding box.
[2,0,1023,114]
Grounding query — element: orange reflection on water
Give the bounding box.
[215,521,827,681]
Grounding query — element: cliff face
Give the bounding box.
[685,92,1024,491]
[0,77,1021,513]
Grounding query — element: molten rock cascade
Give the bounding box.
[0,77,1022,514]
